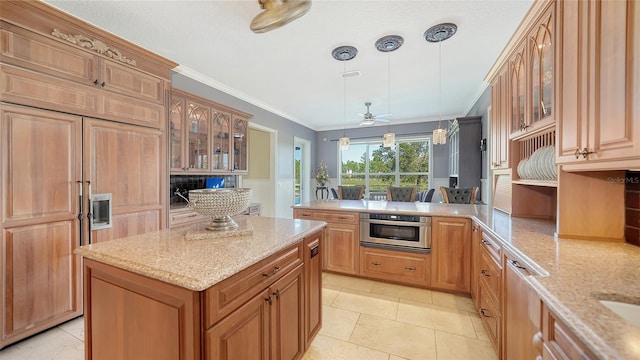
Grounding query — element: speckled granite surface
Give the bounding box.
[294,200,640,359]
[75,216,326,291]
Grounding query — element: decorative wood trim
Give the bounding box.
[51,28,136,67]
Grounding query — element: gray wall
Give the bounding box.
[464,86,491,179]
[171,72,317,181]
[315,121,450,179]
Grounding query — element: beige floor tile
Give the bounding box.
[431,291,476,313]
[0,328,84,360]
[435,331,498,360]
[332,288,398,320]
[350,313,437,360]
[323,273,375,292]
[370,282,433,304]
[389,356,409,360]
[319,305,360,341]
[469,313,491,342]
[302,334,390,360]
[58,316,85,342]
[396,299,477,338]
[322,284,341,306]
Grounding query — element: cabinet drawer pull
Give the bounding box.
[481,269,490,277]
[188,213,197,218]
[481,239,495,248]
[480,308,492,318]
[265,295,272,305]
[509,259,527,270]
[262,266,280,277]
[337,216,351,220]
[404,266,416,271]
[371,261,382,266]
[301,213,312,217]
[310,245,319,258]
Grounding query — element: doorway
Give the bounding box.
[294,137,311,205]
[244,123,277,217]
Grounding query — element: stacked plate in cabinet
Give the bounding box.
[516,146,557,181]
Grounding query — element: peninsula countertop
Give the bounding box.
[294,200,640,359]
[75,216,326,291]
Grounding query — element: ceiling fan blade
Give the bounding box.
[359,119,376,126]
[376,113,392,118]
[357,113,366,117]
[376,118,390,123]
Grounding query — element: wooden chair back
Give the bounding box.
[338,185,365,200]
[440,186,478,204]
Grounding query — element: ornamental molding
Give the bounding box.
[51,28,137,67]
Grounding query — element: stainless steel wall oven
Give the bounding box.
[360,213,431,250]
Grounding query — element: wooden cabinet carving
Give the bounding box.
[556,0,640,170]
[170,89,251,175]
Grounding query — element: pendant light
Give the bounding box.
[425,23,457,145]
[250,0,311,33]
[332,45,358,151]
[375,35,403,148]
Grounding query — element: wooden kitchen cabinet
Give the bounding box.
[304,231,322,349]
[490,64,510,170]
[0,105,83,348]
[293,209,360,275]
[170,89,251,175]
[503,252,540,360]
[541,303,597,360]
[476,230,503,355]
[430,217,471,292]
[556,0,640,170]
[470,222,482,309]
[359,246,430,287]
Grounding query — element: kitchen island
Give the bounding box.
[293,199,640,360]
[75,216,326,360]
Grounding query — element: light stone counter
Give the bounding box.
[75,216,326,291]
[294,200,640,359]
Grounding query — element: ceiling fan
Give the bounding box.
[357,102,391,126]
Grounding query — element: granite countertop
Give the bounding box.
[294,200,640,359]
[75,216,326,291]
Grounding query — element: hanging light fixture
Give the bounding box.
[250,0,311,33]
[425,23,457,145]
[375,35,403,148]
[332,45,358,151]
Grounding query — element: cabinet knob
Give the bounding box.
[273,289,280,300]
[100,81,106,87]
[93,79,99,85]
[265,295,272,305]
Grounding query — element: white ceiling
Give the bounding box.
[44,0,533,131]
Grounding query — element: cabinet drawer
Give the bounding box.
[169,209,207,228]
[203,243,303,328]
[293,209,322,221]
[478,248,502,305]
[293,209,358,224]
[360,247,430,287]
[479,284,501,352]
[480,231,502,263]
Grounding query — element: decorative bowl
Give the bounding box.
[188,188,252,231]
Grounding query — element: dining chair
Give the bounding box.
[440,186,478,204]
[415,188,435,202]
[338,185,365,200]
[386,186,418,202]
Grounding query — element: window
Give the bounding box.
[339,137,431,199]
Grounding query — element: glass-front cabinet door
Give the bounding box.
[510,48,526,135]
[212,109,231,172]
[232,116,248,173]
[186,100,210,171]
[529,9,553,125]
[169,95,185,171]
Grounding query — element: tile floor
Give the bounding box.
[0,273,497,360]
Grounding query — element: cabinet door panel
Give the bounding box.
[324,224,359,275]
[430,217,471,292]
[100,59,164,105]
[101,92,164,129]
[3,222,81,339]
[270,265,304,360]
[304,233,322,348]
[206,290,270,360]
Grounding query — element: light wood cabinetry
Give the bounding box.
[490,65,510,170]
[304,232,322,349]
[503,252,540,360]
[430,217,471,292]
[293,209,359,275]
[541,303,597,360]
[556,0,640,171]
[1,1,174,348]
[169,89,251,174]
[470,222,482,309]
[84,231,321,360]
[475,230,503,355]
[359,247,430,287]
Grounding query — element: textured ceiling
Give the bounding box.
[45,0,533,131]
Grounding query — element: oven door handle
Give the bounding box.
[361,219,430,227]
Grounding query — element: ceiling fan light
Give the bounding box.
[250,0,311,34]
[383,131,395,147]
[339,136,350,150]
[433,127,447,145]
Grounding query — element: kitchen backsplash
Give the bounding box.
[170,175,237,205]
[626,171,640,246]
